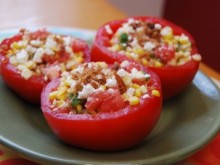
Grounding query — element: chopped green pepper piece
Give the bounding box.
[120,33,128,43]
[70,94,86,107]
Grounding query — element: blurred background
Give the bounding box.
[0,0,219,73]
[109,0,220,74]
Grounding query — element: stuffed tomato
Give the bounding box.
[41,61,162,151]
[91,16,202,99]
[0,29,90,103]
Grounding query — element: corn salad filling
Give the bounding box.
[49,61,160,114]
[107,18,201,67]
[3,29,85,80]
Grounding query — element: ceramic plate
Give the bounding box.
[0,28,220,165]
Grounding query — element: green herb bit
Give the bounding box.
[70,94,86,107]
[120,33,128,43]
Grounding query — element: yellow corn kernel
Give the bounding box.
[7,50,14,56]
[56,89,67,100]
[52,46,59,52]
[123,76,132,86]
[131,83,140,89]
[96,62,107,68]
[141,58,148,66]
[65,78,74,87]
[155,61,163,67]
[135,88,142,97]
[26,61,36,69]
[76,104,82,113]
[122,93,129,101]
[179,35,189,44]
[76,56,83,63]
[140,85,147,94]
[11,42,19,50]
[161,27,173,40]
[129,96,140,105]
[152,90,160,97]
[100,85,107,90]
[134,48,144,55]
[57,100,65,107]
[60,63,66,72]
[111,44,121,51]
[49,91,58,100]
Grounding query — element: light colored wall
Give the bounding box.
[108,0,165,17]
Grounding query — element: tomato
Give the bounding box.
[0,29,90,104]
[85,89,125,113]
[91,16,201,99]
[41,65,162,151]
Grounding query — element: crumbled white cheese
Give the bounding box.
[17,65,33,79]
[21,68,33,80]
[66,60,77,70]
[144,41,156,51]
[102,68,110,75]
[143,94,150,99]
[154,23,162,30]
[192,54,202,61]
[65,46,73,54]
[17,40,28,47]
[130,68,146,79]
[30,40,42,47]
[33,48,44,63]
[45,37,57,49]
[117,68,129,77]
[26,45,37,54]
[9,56,17,65]
[127,87,135,97]
[120,60,129,67]
[69,80,77,89]
[107,88,115,94]
[16,50,29,63]
[75,66,84,74]
[105,77,117,87]
[105,25,113,34]
[61,71,70,78]
[130,38,138,47]
[160,26,172,36]
[96,74,102,79]
[136,27,144,33]
[44,48,54,55]
[128,18,135,24]
[78,84,95,99]
[63,36,72,46]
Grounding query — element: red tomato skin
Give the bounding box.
[0,32,90,104]
[41,72,162,151]
[91,16,200,99]
[0,57,46,103]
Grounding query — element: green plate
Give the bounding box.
[0,28,220,165]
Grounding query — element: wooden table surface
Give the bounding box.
[0,0,220,164]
